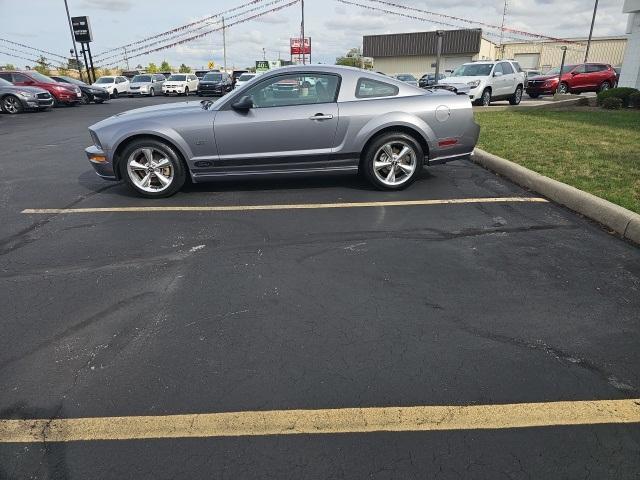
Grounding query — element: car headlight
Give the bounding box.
[467,80,481,88]
[140,85,148,91]
[89,130,102,150]
[17,91,35,98]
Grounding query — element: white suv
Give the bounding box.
[91,75,130,98]
[162,73,199,96]
[444,60,526,106]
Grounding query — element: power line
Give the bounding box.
[0,38,67,60]
[0,51,62,68]
[98,0,299,68]
[94,0,277,58]
[95,0,291,65]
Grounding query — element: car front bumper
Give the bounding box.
[163,86,187,94]
[198,86,226,95]
[526,87,557,96]
[22,96,54,109]
[90,90,111,101]
[85,145,117,180]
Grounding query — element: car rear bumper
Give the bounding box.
[85,145,117,180]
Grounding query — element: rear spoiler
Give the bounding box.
[429,84,470,95]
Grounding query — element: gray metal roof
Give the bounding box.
[363,29,483,57]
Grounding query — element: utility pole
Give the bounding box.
[263,47,266,60]
[222,16,227,71]
[557,46,568,94]
[301,0,305,65]
[498,0,507,59]
[63,0,83,81]
[584,0,599,62]
[434,30,444,84]
[123,47,130,70]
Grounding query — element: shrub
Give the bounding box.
[629,91,640,109]
[597,87,639,107]
[576,97,590,106]
[601,97,623,110]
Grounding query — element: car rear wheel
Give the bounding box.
[362,132,423,191]
[599,81,610,93]
[1,95,24,114]
[509,86,523,105]
[121,139,186,198]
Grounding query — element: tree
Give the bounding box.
[34,55,51,75]
[2,63,15,71]
[335,48,372,70]
[178,63,191,73]
[147,62,158,73]
[160,60,171,72]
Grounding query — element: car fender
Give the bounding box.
[110,121,194,166]
[352,111,437,155]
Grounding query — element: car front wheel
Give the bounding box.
[1,95,24,114]
[121,139,186,198]
[557,83,569,94]
[362,132,423,191]
[476,88,491,106]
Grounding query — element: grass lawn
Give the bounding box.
[474,108,640,213]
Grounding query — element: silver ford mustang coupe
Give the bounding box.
[85,65,479,198]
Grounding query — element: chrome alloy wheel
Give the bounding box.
[372,141,417,186]
[126,147,174,193]
[3,96,20,114]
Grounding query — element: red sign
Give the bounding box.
[290,37,311,55]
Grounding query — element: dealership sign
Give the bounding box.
[255,60,270,73]
[290,37,311,55]
[71,16,93,43]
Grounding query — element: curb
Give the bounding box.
[475,97,585,111]
[471,148,640,246]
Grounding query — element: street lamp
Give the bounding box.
[556,46,568,95]
[434,30,444,85]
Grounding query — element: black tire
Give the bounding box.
[80,92,91,105]
[128,94,133,98]
[509,86,523,105]
[120,138,186,198]
[112,89,119,99]
[361,132,423,191]
[598,81,610,93]
[557,82,569,94]
[1,94,24,114]
[184,87,189,96]
[149,87,155,97]
[528,92,540,99]
[478,88,491,106]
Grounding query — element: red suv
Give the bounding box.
[525,63,617,97]
[0,70,82,106]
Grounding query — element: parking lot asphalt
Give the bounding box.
[1,96,639,479]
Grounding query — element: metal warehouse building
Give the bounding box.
[363,29,496,77]
[500,36,627,71]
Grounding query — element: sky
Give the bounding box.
[0,0,629,71]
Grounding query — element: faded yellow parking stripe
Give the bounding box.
[1,399,638,443]
[22,197,547,214]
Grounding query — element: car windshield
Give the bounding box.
[451,64,494,77]
[203,73,223,81]
[167,75,186,81]
[132,75,152,83]
[60,76,86,85]
[95,77,114,84]
[238,74,255,81]
[396,74,415,81]
[27,71,56,83]
[544,65,577,75]
[0,78,12,86]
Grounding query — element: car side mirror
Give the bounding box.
[571,71,578,75]
[231,95,253,111]
[493,71,503,77]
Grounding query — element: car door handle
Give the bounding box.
[309,114,333,120]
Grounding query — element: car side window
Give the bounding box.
[501,62,514,74]
[12,73,30,83]
[586,64,606,73]
[493,63,503,75]
[512,61,523,73]
[245,73,340,108]
[0,73,11,81]
[573,65,586,74]
[355,78,399,98]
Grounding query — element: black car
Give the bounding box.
[50,75,110,104]
[0,77,53,114]
[418,73,446,88]
[197,71,233,96]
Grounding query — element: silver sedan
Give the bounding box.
[85,65,479,198]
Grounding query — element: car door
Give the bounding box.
[189,75,198,90]
[213,72,341,172]
[569,65,588,90]
[499,62,517,96]
[491,63,506,96]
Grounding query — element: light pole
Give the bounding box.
[301,0,305,65]
[584,0,599,62]
[63,0,83,80]
[434,30,444,84]
[557,46,568,94]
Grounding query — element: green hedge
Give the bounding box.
[597,87,639,107]
[629,91,640,109]
[602,97,623,110]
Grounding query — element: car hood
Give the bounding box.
[91,83,113,88]
[91,101,208,129]
[130,82,154,87]
[528,74,559,81]
[0,85,48,94]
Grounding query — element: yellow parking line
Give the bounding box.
[1,399,638,443]
[22,197,547,214]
